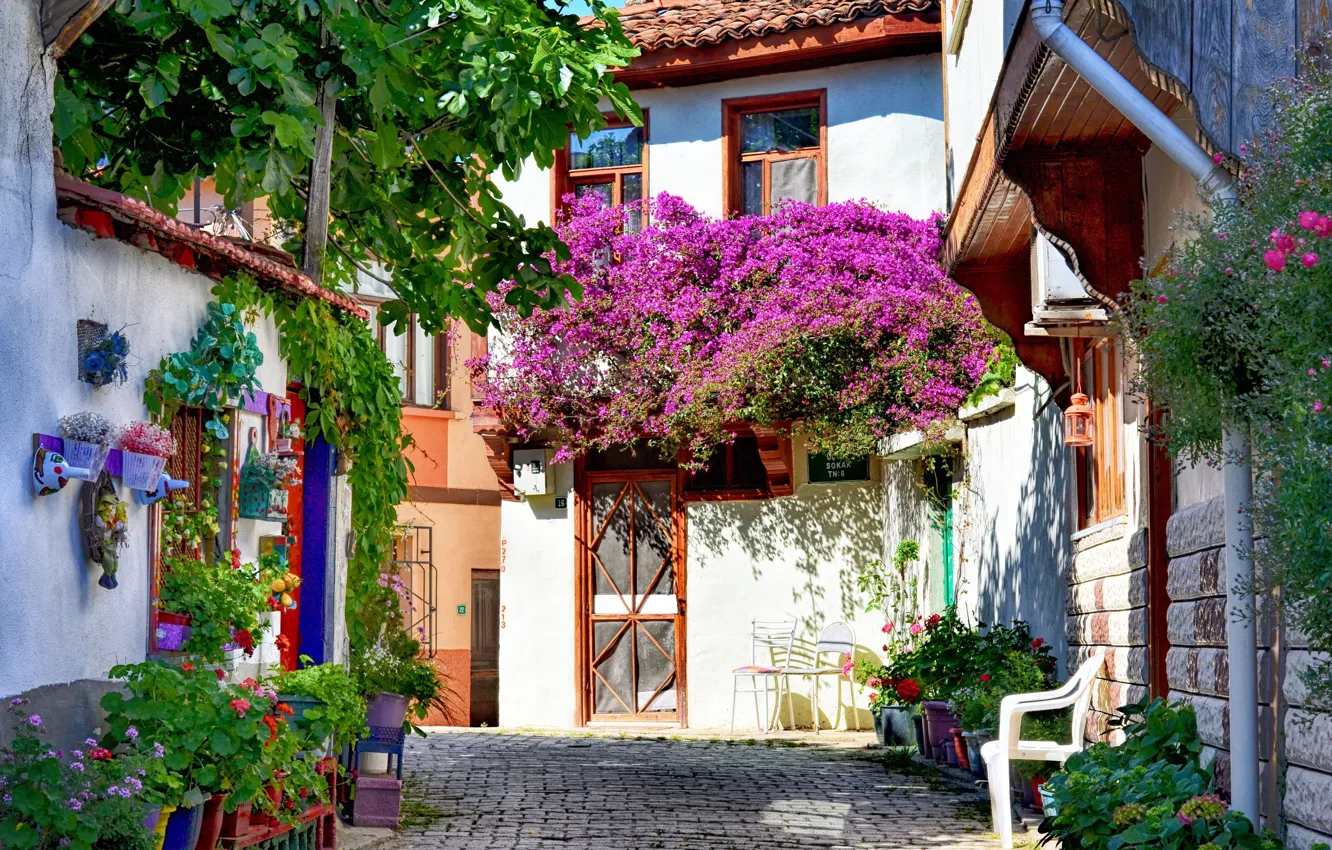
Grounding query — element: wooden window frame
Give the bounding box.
[722,89,828,218]
[433,323,451,410]
[680,430,794,502]
[359,297,448,408]
[1075,337,1126,529]
[551,111,650,224]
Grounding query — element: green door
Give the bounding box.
[925,459,955,606]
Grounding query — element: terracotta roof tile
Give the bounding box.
[613,0,939,51]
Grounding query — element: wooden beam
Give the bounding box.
[43,0,113,57]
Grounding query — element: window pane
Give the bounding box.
[570,126,643,170]
[730,437,768,490]
[414,321,434,406]
[574,181,614,208]
[383,322,408,400]
[770,157,817,209]
[623,173,643,232]
[741,161,764,216]
[740,107,819,153]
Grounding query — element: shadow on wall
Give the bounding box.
[962,398,1072,673]
[688,482,883,631]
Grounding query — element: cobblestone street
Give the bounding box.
[386,732,1005,850]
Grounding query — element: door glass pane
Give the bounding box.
[634,482,672,597]
[570,126,643,170]
[593,622,633,714]
[637,621,676,711]
[574,181,613,208]
[622,173,643,233]
[730,436,768,490]
[741,161,764,216]
[592,483,630,598]
[413,321,434,406]
[770,157,817,209]
[740,107,819,153]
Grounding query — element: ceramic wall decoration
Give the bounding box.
[32,448,90,496]
[136,473,190,506]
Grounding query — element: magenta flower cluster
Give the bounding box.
[473,194,992,463]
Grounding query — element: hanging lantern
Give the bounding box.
[1064,392,1094,447]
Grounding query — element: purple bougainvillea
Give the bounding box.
[472,194,992,465]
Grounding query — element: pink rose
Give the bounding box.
[1300,210,1321,230]
[1265,249,1287,272]
[1303,252,1320,268]
[909,623,923,635]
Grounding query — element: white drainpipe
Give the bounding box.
[1029,0,1259,825]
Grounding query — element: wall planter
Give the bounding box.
[61,439,110,481]
[32,447,88,496]
[155,612,193,652]
[122,450,168,490]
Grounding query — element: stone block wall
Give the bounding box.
[1066,520,1149,741]
[1164,496,1332,847]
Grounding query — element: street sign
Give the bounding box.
[807,453,870,483]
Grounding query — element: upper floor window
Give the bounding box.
[554,115,648,232]
[363,302,450,408]
[1075,337,1125,529]
[723,90,827,217]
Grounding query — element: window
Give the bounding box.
[682,434,790,500]
[1075,337,1125,529]
[363,302,450,408]
[723,90,827,217]
[553,114,648,231]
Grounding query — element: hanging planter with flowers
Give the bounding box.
[57,411,118,481]
[118,420,177,490]
[239,429,301,521]
[80,327,131,387]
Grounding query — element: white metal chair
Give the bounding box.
[982,652,1105,849]
[730,619,797,732]
[781,621,858,733]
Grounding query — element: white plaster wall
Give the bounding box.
[684,446,887,730]
[0,0,286,698]
[495,54,946,223]
[496,461,578,727]
[953,367,1072,671]
[941,0,1025,206]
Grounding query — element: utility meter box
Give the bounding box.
[513,449,554,497]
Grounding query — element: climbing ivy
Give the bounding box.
[215,275,409,650]
[145,301,264,438]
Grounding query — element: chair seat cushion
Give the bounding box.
[733,665,781,674]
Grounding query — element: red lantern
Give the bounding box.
[1064,392,1093,447]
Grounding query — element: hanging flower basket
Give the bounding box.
[118,421,177,490]
[121,451,167,490]
[61,439,111,481]
[239,432,299,520]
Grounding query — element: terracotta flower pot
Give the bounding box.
[950,727,970,771]
[218,801,251,841]
[194,794,227,850]
[1030,776,1048,812]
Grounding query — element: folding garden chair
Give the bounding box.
[781,621,858,733]
[730,619,797,732]
[982,652,1104,849]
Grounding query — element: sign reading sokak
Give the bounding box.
[808,453,870,483]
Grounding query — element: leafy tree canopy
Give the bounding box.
[54,0,641,332]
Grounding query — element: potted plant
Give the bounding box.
[119,420,177,490]
[351,632,442,734]
[0,699,159,850]
[270,656,369,751]
[58,410,117,480]
[81,328,131,387]
[156,555,277,661]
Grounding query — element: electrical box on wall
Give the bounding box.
[513,448,554,497]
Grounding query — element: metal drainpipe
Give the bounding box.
[1029,0,1260,826]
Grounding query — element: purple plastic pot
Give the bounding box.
[140,804,162,833]
[366,692,409,729]
[921,700,958,762]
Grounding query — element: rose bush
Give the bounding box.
[473,194,993,464]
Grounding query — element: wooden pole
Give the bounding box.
[303,24,337,284]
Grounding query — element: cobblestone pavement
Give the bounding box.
[386,732,1005,850]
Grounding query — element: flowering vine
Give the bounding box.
[473,194,992,464]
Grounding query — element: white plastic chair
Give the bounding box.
[982,652,1105,849]
[781,621,858,733]
[730,619,797,732]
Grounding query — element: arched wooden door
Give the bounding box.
[575,469,686,725]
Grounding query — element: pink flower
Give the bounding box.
[1264,249,1287,272]
[1212,153,1224,165]
[909,623,923,635]
[1273,232,1297,254]
[1300,210,1321,230]
[1157,295,1168,304]
[980,674,991,683]
[841,660,854,677]
[1315,401,1323,413]
[1303,252,1319,268]
[881,622,894,633]
[230,698,250,717]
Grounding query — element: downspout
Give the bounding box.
[1029,0,1259,826]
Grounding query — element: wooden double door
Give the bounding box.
[576,470,686,724]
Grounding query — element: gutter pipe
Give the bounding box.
[1028,0,1259,826]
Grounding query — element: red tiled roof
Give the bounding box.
[54,174,367,319]
[612,0,939,51]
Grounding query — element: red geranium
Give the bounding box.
[980,674,991,683]
[215,668,226,681]
[234,629,256,656]
[895,679,922,703]
[276,702,294,716]
[87,747,113,761]
[1031,637,1045,649]
[926,613,941,629]
[181,662,194,673]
